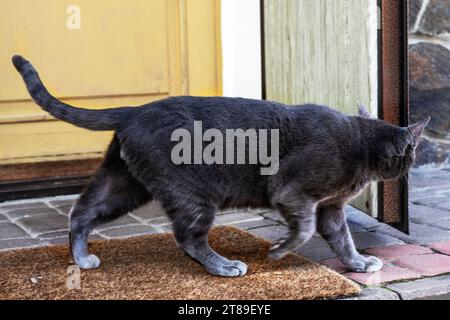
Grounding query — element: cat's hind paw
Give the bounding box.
[267,239,290,260]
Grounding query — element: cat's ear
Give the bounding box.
[408,116,431,137]
[358,103,373,119]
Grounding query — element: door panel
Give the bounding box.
[263,0,379,217]
[0,1,170,100]
[0,0,221,165]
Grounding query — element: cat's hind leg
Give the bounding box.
[267,199,317,259]
[317,203,383,273]
[163,196,247,277]
[69,138,152,269]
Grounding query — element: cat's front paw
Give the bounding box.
[75,254,101,270]
[346,255,383,273]
[364,256,383,272]
[206,260,248,277]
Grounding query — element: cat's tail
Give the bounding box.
[11,55,131,131]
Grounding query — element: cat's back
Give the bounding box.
[119,96,357,148]
[289,103,350,124]
[124,96,291,131]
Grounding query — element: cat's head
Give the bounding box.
[358,104,430,180]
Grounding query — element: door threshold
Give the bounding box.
[0,176,91,203]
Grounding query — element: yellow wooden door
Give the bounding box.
[0,0,222,165]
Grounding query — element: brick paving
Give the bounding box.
[344,266,422,286]
[1,166,450,299]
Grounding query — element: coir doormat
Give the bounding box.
[0,226,360,300]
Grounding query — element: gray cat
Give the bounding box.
[12,55,429,277]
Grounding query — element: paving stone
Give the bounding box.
[38,231,69,239]
[407,223,450,245]
[247,208,272,215]
[218,208,250,216]
[214,212,262,226]
[129,201,166,221]
[89,234,105,241]
[0,201,47,212]
[387,275,450,300]
[419,292,450,300]
[393,253,450,277]
[4,206,60,220]
[53,204,74,215]
[156,224,173,233]
[44,237,69,246]
[409,204,450,225]
[260,211,285,224]
[430,241,450,255]
[410,171,450,189]
[364,244,433,262]
[427,218,450,231]
[94,215,140,230]
[348,224,365,233]
[0,222,29,239]
[247,225,287,242]
[351,231,403,250]
[409,193,445,203]
[232,219,280,230]
[295,237,337,261]
[345,205,363,214]
[373,222,450,245]
[320,257,348,273]
[44,234,103,246]
[344,266,421,285]
[48,199,77,207]
[18,213,68,235]
[98,225,158,239]
[434,201,450,212]
[412,195,450,207]
[409,185,450,199]
[340,288,400,300]
[147,216,170,227]
[0,237,41,250]
[346,211,380,230]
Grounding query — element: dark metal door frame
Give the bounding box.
[378,0,409,233]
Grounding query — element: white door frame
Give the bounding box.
[221,0,262,99]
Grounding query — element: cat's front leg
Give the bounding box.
[317,203,383,273]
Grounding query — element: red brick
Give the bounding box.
[392,253,450,276]
[364,244,432,262]
[320,258,349,274]
[344,266,421,285]
[430,241,450,256]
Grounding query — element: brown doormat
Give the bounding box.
[0,226,360,300]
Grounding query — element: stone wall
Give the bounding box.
[409,0,450,167]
